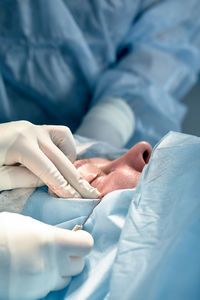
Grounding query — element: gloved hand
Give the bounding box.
[0,212,93,299]
[76,97,135,148]
[0,121,99,198]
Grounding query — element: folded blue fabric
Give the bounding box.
[23,132,200,299]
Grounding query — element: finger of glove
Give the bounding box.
[48,186,81,199]
[40,140,100,199]
[0,166,43,190]
[58,256,85,277]
[53,227,94,257]
[53,276,71,291]
[43,125,76,163]
[20,146,71,197]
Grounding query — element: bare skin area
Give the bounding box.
[74,142,152,197]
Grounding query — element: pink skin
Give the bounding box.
[74,142,152,198]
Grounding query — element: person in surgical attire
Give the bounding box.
[0,1,200,148]
[0,0,200,298]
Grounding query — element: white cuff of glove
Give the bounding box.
[76,97,135,148]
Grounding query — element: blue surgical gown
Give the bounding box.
[0,0,200,146]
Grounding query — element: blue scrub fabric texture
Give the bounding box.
[23,132,200,300]
[0,1,200,146]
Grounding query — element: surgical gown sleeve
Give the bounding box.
[78,0,200,147]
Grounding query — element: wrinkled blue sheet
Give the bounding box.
[22,132,200,300]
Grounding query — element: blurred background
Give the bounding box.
[182,80,200,137]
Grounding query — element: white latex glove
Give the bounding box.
[0,121,99,198]
[0,212,93,299]
[76,97,135,148]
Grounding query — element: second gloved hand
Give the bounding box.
[0,212,93,299]
[0,121,99,198]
